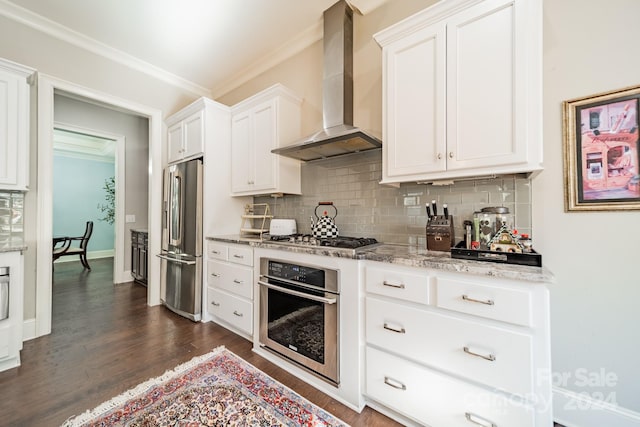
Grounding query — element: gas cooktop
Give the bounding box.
[268,234,379,250]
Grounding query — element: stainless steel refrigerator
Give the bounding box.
[158,158,202,321]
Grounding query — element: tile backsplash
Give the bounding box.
[255,150,533,245]
[0,191,24,247]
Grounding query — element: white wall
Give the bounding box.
[537,0,640,424]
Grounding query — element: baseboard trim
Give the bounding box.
[554,386,640,427]
[22,318,37,341]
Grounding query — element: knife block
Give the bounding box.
[426,215,455,252]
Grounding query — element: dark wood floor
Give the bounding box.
[0,258,400,427]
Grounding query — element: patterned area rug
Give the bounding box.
[62,346,348,427]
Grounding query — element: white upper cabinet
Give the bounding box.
[166,108,204,164]
[375,0,542,184]
[231,84,302,196]
[0,59,34,191]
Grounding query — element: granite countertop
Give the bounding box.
[207,235,554,283]
[0,244,27,253]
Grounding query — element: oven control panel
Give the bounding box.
[268,261,325,288]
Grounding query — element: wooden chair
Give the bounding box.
[53,221,94,270]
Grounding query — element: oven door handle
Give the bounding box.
[258,280,337,305]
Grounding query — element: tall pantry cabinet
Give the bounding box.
[375,0,543,184]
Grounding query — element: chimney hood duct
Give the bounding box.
[271,0,382,162]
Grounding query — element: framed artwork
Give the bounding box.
[562,85,640,211]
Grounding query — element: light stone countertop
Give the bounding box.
[0,244,27,254]
[207,235,554,283]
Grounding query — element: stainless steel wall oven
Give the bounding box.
[258,258,339,385]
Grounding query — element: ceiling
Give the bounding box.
[1,0,388,98]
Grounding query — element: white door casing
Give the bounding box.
[35,74,162,338]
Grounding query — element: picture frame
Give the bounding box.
[562,85,640,211]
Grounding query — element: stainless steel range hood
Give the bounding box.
[271,0,382,162]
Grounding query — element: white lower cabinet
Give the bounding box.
[204,242,253,338]
[366,347,535,427]
[364,261,551,427]
[0,251,24,372]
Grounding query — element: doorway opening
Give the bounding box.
[34,76,163,339]
[52,126,124,282]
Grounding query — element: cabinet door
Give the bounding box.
[251,100,277,192]
[167,121,184,163]
[446,0,527,170]
[383,22,446,180]
[182,111,204,159]
[0,69,25,189]
[231,112,252,193]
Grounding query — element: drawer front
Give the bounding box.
[366,346,535,427]
[207,261,253,299]
[436,276,533,326]
[366,296,533,396]
[208,243,228,261]
[228,245,253,266]
[207,288,252,335]
[365,263,431,305]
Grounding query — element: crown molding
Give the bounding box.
[0,0,211,98]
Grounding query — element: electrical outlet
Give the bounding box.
[125,214,136,223]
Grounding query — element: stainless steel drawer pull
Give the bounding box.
[233,310,243,317]
[462,295,494,305]
[383,323,406,334]
[463,346,496,361]
[233,279,243,284]
[465,412,497,427]
[233,254,244,259]
[211,250,220,254]
[211,273,220,277]
[210,301,220,307]
[382,281,405,289]
[384,376,407,390]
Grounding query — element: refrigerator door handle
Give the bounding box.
[156,254,197,265]
[168,167,183,248]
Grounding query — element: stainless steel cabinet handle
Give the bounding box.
[233,279,243,284]
[449,151,454,158]
[465,412,497,427]
[233,254,244,259]
[211,250,220,254]
[211,273,220,277]
[384,376,407,390]
[258,280,337,304]
[233,310,243,317]
[210,301,220,307]
[383,323,406,334]
[156,254,196,265]
[437,153,442,160]
[462,295,494,305]
[463,346,496,361]
[382,281,405,289]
